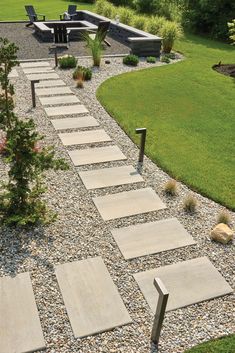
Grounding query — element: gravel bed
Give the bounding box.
[0,55,234,353]
[0,23,129,60]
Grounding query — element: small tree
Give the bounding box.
[0,38,68,226]
[228,19,235,44]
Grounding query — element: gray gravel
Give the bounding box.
[0,55,234,353]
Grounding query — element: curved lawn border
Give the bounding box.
[184,334,235,353]
[97,34,235,210]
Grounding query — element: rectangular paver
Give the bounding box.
[36,80,66,88]
[0,272,45,353]
[45,104,88,117]
[55,257,132,338]
[20,61,50,68]
[79,165,144,190]
[36,86,73,96]
[39,95,80,106]
[23,67,53,74]
[134,257,233,312]
[93,188,166,221]
[51,116,99,130]
[27,73,59,81]
[69,145,127,166]
[59,129,111,146]
[112,218,196,259]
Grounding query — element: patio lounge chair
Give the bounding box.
[25,5,45,27]
[89,21,111,47]
[51,23,70,49]
[60,5,77,21]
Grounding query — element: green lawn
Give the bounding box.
[184,335,235,353]
[97,34,235,210]
[0,0,95,21]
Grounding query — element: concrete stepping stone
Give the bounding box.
[59,129,112,146]
[93,188,166,221]
[39,95,80,106]
[9,69,18,78]
[79,165,144,190]
[51,116,99,130]
[69,145,127,166]
[20,61,50,68]
[27,73,59,81]
[112,218,196,260]
[36,86,73,96]
[0,272,45,353]
[55,257,132,338]
[36,80,66,88]
[45,104,88,117]
[23,67,53,74]
[134,257,233,312]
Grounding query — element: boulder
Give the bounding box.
[210,223,234,244]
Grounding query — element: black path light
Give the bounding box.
[151,278,169,347]
[136,128,147,164]
[31,79,39,108]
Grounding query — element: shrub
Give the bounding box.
[160,55,170,63]
[73,66,92,81]
[160,20,183,53]
[123,54,139,66]
[83,33,103,67]
[118,7,134,25]
[217,210,231,225]
[145,16,166,36]
[102,2,116,19]
[131,15,147,30]
[183,194,198,213]
[164,179,178,196]
[228,19,235,44]
[95,0,107,15]
[146,56,157,63]
[58,55,77,69]
[134,0,157,14]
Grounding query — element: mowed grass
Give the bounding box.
[184,334,235,353]
[97,34,235,209]
[0,0,95,21]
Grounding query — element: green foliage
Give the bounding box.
[228,19,235,44]
[95,0,108,15]
[134,0,158,14]
[160,55,170,63]
[123,54,139,66]
[83,33,103,67]
[73,66,92,81]
[160,20,183,53]
[184,334,235,353]
[145,16,166,35]
[118,7,134,25]
[131,15,147,30]
[0,38,68,226]
[146,56,157,63]
[58,55,77,69]
[101,1,116,18]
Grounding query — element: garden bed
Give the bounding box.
[213,64,235,77]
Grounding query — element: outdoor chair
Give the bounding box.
[25,5,45,27]
[51,23,71,49]
[60,5,77,21]
[89,21,111,47]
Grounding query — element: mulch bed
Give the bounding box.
[213,63,235,77]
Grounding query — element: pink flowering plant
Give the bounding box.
[0,38,68,226]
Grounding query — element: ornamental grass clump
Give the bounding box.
[83,33,103,67]
[217,210,231,225]
[145,16,166,36]
[0,38,68,226]
[131,15,147,30]
[118,7,134,25]
[73,66,92,81]
[160,20,183,53]
[164,179,178,196]
[58,55,77,69]
[183,193,198,213]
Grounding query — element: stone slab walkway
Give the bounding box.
[51,116,99,131]
[134,257,233,312]
[36,86,73,96]
[23,67,53,74]
[36,80,66,88]
[93,188,166,221]
[69,145,127,166]
[55,257,132,338]
[27,73,59,81]
[79,165,144,190]
[45,105,88,117]
[59,130,111,146]
[20,62,50,68]
[39,95,80,106]
[0,272,45,353]
[111,218,196,259]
